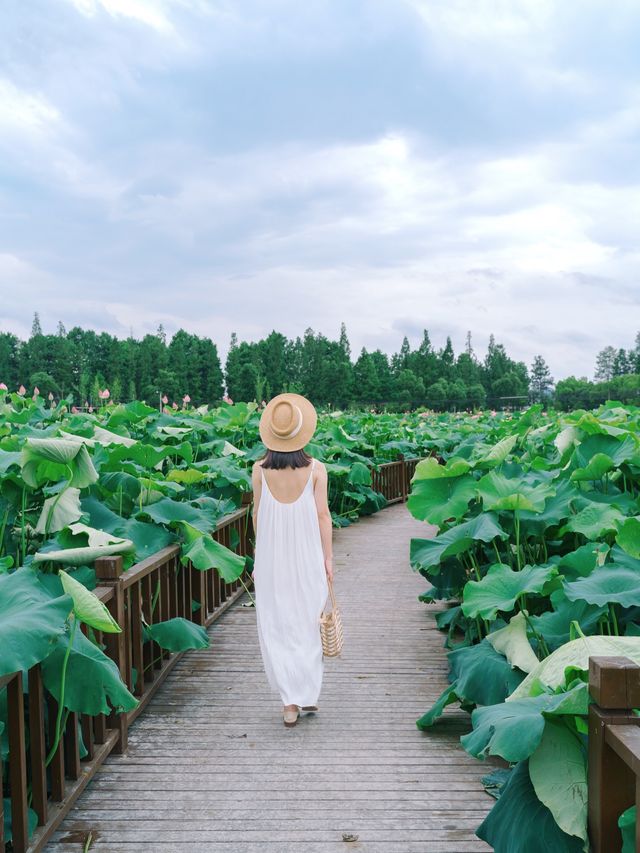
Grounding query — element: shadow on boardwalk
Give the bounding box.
[48,504,493,853]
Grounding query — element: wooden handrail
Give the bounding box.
[588,655,640,853]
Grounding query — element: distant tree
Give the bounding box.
[467,383,486,409]
[391,369,425,409]
[353,349,379,403]
[29,370,60,397]
[438,336,455,380]
[156,324,167,345]
[425,379,448,410]
[465,330,474,357]
[338,322,351,360]
[530,355,554,402]
[612,348,631,376]
[31,312,43,338]
[57,321,66,337]
[392,336,411,373]
[448,379,467,409]
[594,346,617,382]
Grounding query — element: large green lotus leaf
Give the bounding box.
[477,470,554,513]
[487,611,539,673]
[555,425,580,457]
[553,542,610,581]
[180,522,246,582]
[99,471,142,502]
[462,563,558,621]
[194,456,251,488]
[166,468,207,485]
[575,412,629,438]
[106,442,189,470]
[416,683,458,729]
[407,457,476,526]
[34,523,134,565]
[58,569,121,633]
[0,449,21,473]
[563,563,640,608]
[461,684,587,763]
[530,590,607,651]
[570,452,614,482]
[0,568,72,677]
[517,480,581,535]
[617,517,640,559]
[450,638,525,705]
[21,438,98,488]
[415,556,468,600]
[80,495,126,533]
[146,617,209,652]
[473,434,518,469]
[529,719,587,843]
[476,759,585,853]
[115,518,174,561]
[573,432,638,468]
[561,501,626,540]
[508,635,640,700]
[347,461,372,486]
[137,497,211,533]
[34,487,82,535]
[416,639,525,729]
[410,513,508,573]
[2,798,38,844]
[41,623,138,715]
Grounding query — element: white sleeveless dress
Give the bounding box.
[253,458,329,707]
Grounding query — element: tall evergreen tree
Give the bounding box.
[530,355,554,402]
[31,312,43,338]
[594,346,617,382]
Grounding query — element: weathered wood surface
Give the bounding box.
[47,504,494,852]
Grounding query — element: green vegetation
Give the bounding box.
[408,402,640,851]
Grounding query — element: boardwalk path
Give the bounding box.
[49,503,493,853]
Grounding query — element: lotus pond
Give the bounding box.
[408,401,640,852]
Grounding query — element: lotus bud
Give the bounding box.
[183,394,191,403]
[48,392,54,400]
[33,386,40,395]
[18,385,26,395]
[72,405,79,413]
[0,382,7,390]
[162,394,168,404]
[172,401,178,409]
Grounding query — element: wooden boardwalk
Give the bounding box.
[48,504,494,853]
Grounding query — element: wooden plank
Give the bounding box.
[47,503,493,852]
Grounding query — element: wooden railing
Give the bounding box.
[589,655,640,853]
[0,506,254,853]
[371,455,420,504]
[1,458,419,853]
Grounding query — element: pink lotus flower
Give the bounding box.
[0,382,7,391]
[163,406,171,414]
[162,394,168,404]
[88,405,94,413]
[172,401,178,410]
[182,394,191,403]
[18,385,26,395]
[33,386,40,396]
[99,389,110,400]
[72,405,79,413]
[223,395,233,405]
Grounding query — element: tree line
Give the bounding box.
[0,313,638,411]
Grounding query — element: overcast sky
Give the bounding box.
[1,0,639,380]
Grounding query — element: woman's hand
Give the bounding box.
[324,557,333,582]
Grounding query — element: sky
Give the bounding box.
[1,0,639,381]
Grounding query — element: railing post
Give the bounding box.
[588,656,640,853]
[95,556,128,754]
[6,672,28,853]
[399,454,407,502]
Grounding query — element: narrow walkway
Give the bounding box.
[49,504,493,852]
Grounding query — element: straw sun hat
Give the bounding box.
[259,393,317,452]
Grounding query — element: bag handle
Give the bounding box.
[325,575,337,612]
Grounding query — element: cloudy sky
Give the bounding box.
[1,0,639,379]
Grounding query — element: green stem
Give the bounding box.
[609,602,619,636]
[514,509,522,571]
[0,505,9,557]
[238,573,256,606]
[20,485,27,565]
[492,539,503,565]
[45,616,77,766]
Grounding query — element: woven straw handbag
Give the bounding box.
[320,577,343,657]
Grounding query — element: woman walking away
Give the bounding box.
[251,393,333,728]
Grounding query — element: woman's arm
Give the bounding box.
[313,462,333,582]
[251,462,262,538]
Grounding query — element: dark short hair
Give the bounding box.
[260,448,312,469]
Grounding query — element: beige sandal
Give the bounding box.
[283,705,300,727]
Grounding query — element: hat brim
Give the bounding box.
[259,393,318,451]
